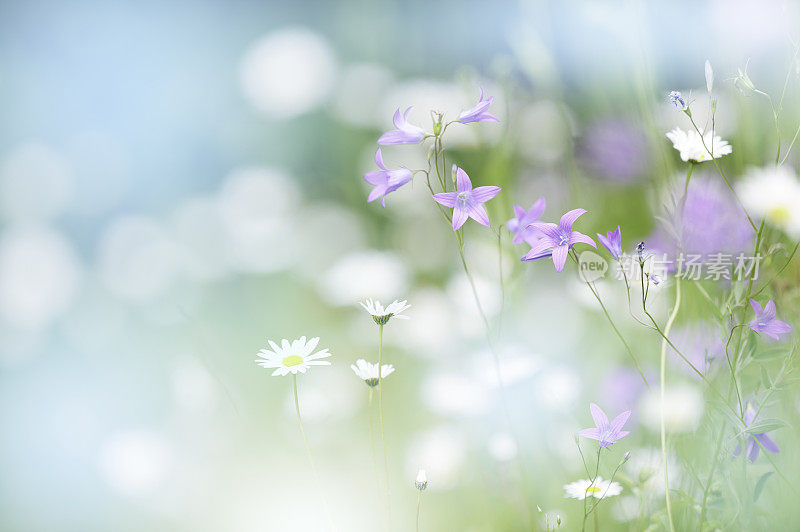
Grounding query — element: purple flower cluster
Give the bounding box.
[363,89,501,223]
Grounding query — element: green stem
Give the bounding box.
[582,447,603,532]
[660,276,681,532]
[454,229,535,530]
[751,237,799,297]
[416,489,422,532]
[570,250,649,389]
[293,374,335,530]
[584,278,650,390]
[377,324,391,529]
[685,115,757,231]
[368,389,382,504]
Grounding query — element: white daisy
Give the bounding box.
[359,298,410,325]
[563,477,623,500]
[350,358,395,387]
[255,336,331,376]
[737,165,800,237]
[666,127,731,162]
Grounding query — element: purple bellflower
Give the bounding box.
[748,299,792,340]
[578,403,631,448]
[597,226,623,259]
[432,167,501,231]
[378,107,426,145]
[458,88,499,124]
[364,148,412,207]
[521,209,596,272]
[507,198,546,244]
[734,405,779,462]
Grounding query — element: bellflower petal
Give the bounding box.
[552,245,569,272]
[763,300,777,320]
[432,192,458,208]
[569,231,597,248]
[746,439,759,463]
[467,203,491,226]
[521,237,555,262]
[756,433,780,453]
[456,167,472,192]
[560,208,587,232]
[451,206,469,230]
[378,107,426,145]
[471,186,501,203]
[590,403,609,429]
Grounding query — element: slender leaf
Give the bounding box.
[745,419,787,435]
[754,471,774,502]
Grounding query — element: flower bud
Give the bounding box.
[705,59,714,93]
[432,111,443,136]
[734,65,757,95]
[415,469,428,490]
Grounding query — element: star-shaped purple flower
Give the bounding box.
[748,299,792,340]
[364,148,412,207]
[521,209,596,272]
[597,226,623,259]
[578,403,631,448]
[378,107,426,145]
[507,198,546,244]
[458,88,499,124]
[432,167,501,231]
[734,405,779,462]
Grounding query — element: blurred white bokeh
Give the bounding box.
[98,429,171,495]
[217,166,300,274]
[97,216,183,302]
[239,27,336,118]
[0,224,81,330]
[318,250,409,306]
[405,425,467,491]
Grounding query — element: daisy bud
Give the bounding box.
[621,450,632,465]
[451,163,458,185]
[415,469,428,490]
[557,515,562,526]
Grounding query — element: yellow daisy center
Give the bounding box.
[767,205,790,225]
[585,486,601,494]
[282,355,304,367]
